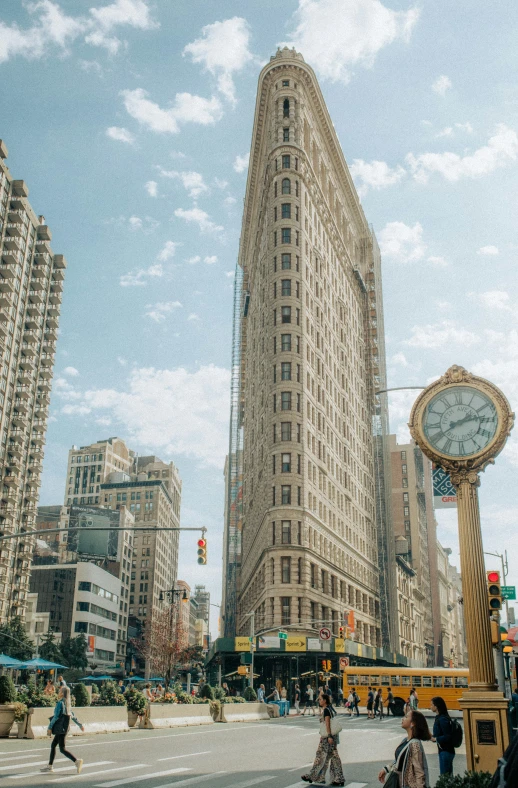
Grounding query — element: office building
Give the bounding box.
[193,585,210,631]
[229,49,392,647]
[64,437,132,506]
[0,140,66,622]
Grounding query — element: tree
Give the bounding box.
[60,634,88,670]
[0,617,34,660]
[38,632,62,664]
[72,683,90,707]
[132,607,186,689]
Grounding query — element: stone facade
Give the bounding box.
[0,140,65,623]
[235,49,387,646]
[396,555,425,664]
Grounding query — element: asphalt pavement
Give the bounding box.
[0,711,466,788]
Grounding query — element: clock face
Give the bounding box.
[422,386,499,458]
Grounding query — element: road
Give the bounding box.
[0,712,466,788]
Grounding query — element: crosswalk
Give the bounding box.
[0,749,369,788]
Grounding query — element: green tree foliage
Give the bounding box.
[72,683,90,707]
[16,678,55,708]
[0,675,16,703]
[435,771,493,788]
[0,617,34,660]
[60,634,88,670]
[124,686,147,715]
[243,686,257,701]
[92,680,126,706]
[38,632,63,664]
[199,682,214,700]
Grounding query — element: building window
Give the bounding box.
[282,520,291,543]
[282,178,291,195]
[281,597,291,625]
[281,253,291,269]
[310,563,316,588]
[281,485,291,504]
[283,99,290,118]
[272,487,276,505]
[281,279,291,296]
[404,520,411,531]
[281,334,291,351]
[74,621,88,633]
[282,80,289,87]
[281,203,291,219]
[282,154,290,169]
[281,392,291,410]
[283,127,289,142]
[297,557,302,583]
[401,451,406,460]
[402,477,408,488]
[403,493,409,502]
[272,522,276,544]
[281,557,291,583]
[404,506,410,516]
[281,362,291,380]
[282,228,291,244]
[402,463,407,473]
[281,306,291,323]
[282,453,291,473]
[281,422,292,441]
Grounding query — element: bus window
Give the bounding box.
[444,676,453,688]
[371,675,380,685]
[455,676,468,688]
[392,676,400,686]
[360,675,370,685]
[433,676,443,688]
[381,675,390,686]
[423,676,432,687]
[347,675,358,685]
[412,676,422,687]
[401,675,411,687]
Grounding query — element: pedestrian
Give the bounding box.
[302,694,345,786]
[430,696,456,776]
[367,686,374,719]
[373,687,380,718]
[222,682,229,696]
[57,675,67,688]
[409,689,418,711]
[489,731,518,788]
[347,690,355,717]
[376,688,384,720]
[266,686,280,702]
[378,709,431,788]
[257,684,266,703]
[302,684,316,716]
[144,682,154,701]
[280,685,288,716]
[40,686,84,774]
[386,687,395,717]
[294,683,301,714]
[337,686,344,708]
[44,679,55,695]
[353,690,360,717]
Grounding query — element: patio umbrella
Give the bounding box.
[0,653,23,668]
[18,658,66,670]
[79,675,99,681]
[149,677,164,682]
[126,676,146,681]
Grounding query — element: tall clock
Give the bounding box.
[409,365,514,471]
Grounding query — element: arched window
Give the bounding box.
[282,178,291,195]
[283,98,290,118]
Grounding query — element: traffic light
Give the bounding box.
[197,537,207,565]
[321,659,331,672]
[339,625,345,638]
[487,570,502,613]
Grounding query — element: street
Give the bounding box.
[0,713,466,788]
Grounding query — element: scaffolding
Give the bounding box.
[223,260,245,637]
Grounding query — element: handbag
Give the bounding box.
[384,770,400,788]
[319,714,343,736]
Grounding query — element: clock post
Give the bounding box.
[409,365,514,773]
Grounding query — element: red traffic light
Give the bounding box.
[197,539,206,548]
[197,536,207,564]
[487,571,500,583]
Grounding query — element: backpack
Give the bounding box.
[450,717,463,748]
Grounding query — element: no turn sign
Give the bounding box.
[339,657,350,670]
[319,627,331,641]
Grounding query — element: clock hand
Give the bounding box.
[448,413,478,429]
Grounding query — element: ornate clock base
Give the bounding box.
[459,690,510,773]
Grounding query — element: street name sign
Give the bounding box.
[278,631,288,640]
[502,586,516,600]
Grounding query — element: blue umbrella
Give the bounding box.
[0,653,23,668]
[18,658,66,670]
[126,676,146,681]
[79,675,100,681]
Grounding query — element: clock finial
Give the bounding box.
[442,365,474,385]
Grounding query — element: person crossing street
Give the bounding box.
[41,686,84,774]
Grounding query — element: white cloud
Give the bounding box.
[435,127,453,139]
[477,245,499,256]
[63,366,79,377]
[468,290,512,311]
[117,356,127,366]
[233,153,250,173]
[224,195,237,206]
[406,124,518,183]
[378,221,425,263]
[404,320,480,349]
[186,256,201,265]
[106,125,135,144]
[126,215,159,234]
[174,207,224,235]
[283,0,419,84]
[78,59,102,74]
[349,158,406,195]
[390,352,409,367]
[427,255,448,267]
[204,255,218,264]
[170,150,186,160]
[455,122,473,134]
[120,262,163,287]
[58,365,230,468]
[0,0,158,64]
[61,404,91,416]
[157,169,210,198]
[145,301,183,323]
[225,271,235,278]
[188,313,201,322]
[183,17,254,105]
[145,180,158,197]
[157,241,180,262]
[432,75,452,95]
[214,178,228,189]
[120,88,222,134]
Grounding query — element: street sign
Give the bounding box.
[278,631,288,640]
[319,627,331,641]
[339,657,350,670]
[502,586,516,600]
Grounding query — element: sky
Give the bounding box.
[1,0,518,636]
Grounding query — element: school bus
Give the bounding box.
[342,666,469,711]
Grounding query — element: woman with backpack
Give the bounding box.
[41,686,84,774]
[378,709,431,788]
[302,693,344,786]
[430,696,456,775]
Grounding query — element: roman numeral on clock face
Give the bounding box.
[442,438,452,453]
[453,391,462,405]
[478,428,491,439]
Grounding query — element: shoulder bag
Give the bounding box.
[319,713,343,736]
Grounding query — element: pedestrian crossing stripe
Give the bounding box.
[51,763,148,783]
[96,767,190,788]
[153,772,227,788]
[11,761,112,780]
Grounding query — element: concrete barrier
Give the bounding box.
[142,702,213,729]
[219,702,270,723]
[27,706,129,739]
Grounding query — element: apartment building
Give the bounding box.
[63,437,132,505]
[395,536,425,664]
[234,49,390,647]
[0,140,65,622]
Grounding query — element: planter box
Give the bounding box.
[143,703,213,729]
[219,702,270,723]
[27,706,129,739]
[0,705,15,738]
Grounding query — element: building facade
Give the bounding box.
[0,140,65,622]
[193,584,210,632]
[389,436,436,664]
[233,49,391,648]
[395,546,425,665]
[64,437,132,506]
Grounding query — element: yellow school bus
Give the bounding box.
[342,666,469,711]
